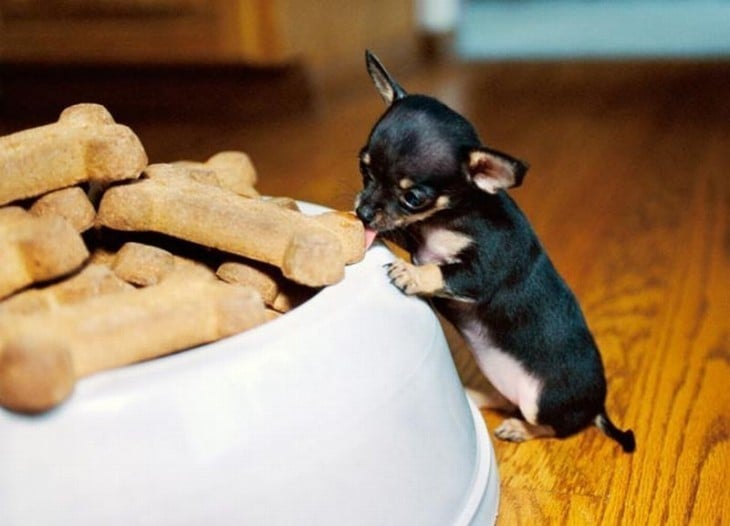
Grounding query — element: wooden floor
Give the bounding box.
[2,59,728,524]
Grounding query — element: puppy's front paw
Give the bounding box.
[385,261,443,296]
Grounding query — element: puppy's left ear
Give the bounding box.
[463,147,529,194]
[365,50,407,106]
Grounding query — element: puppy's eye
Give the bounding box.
[400,186,432,211]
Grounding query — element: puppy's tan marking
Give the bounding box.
[361,152,371,165]
[417,226,473,265]
[399,178,414,190]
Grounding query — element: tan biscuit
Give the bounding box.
[0,103,147,206]
[97,173,347,287]
[0,277,267,413]
[0,205,29,223]
[271,280,319,313]
[29,186,96,232]
[313,211,366,264]
[0,207,89,299]
[206,151,257,188]
[112,242,176,286]
[216,261,280,305]
[145,163,218,186]
[0,264,133,316]
[169,150,259,197]
[169,255,218,282]
[217,260,318,313]
[266,196,301,212]
[281,229,344,285]
[88,248,117,266]
[264,309,282,322]
[95,244,216,285]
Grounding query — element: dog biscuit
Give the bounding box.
[0,263,133,316]
[0,207,89,299]
[271,280,319,313]
[172,151,259,197]
[0,103,147,206]
[111,242,218,286]
[94,244,217,285]
[168,255,219,282]
[29,186,96,232]
[314,211,366,264]
[0,277,267,413]
[217,261,280,305]
[266,196,301,212]
[111,242,176,287]
[97,173,348,286]
[265,309,282,322]
[216,260,320,312]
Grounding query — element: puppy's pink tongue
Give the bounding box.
[364,228,378,249]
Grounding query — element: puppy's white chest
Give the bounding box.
[414,227,472,265]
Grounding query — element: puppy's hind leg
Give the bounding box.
[494,418,556,443]
[465,386,517,413]
[494,393,555,443]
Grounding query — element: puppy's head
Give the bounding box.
[355,51,529,232]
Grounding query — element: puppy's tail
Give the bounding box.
[594,411,636,453]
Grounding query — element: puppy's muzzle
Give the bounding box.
[355,203,378,225]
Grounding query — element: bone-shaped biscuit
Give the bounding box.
[29,186,96,232]
[216,260,318,312]
[216,261,280,305]
[0,103,147,206]
[111,242,176,287]
[267,196,301,212]
[313,211,366,265]
[111,242,221,286]
[91,245,217,285]
[0,277,267,413]
[97,172,360,286]
[0,207,89,299]
[171,151,259,197]
[0,263,133,316]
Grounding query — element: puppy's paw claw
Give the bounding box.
[494,418,529,443]
[385,260,419,295]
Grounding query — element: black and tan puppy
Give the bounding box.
[355,51,635,453]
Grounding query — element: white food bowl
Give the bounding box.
[0,203,499,526]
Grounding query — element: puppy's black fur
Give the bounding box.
[356,51,634,452]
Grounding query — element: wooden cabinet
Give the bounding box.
[0,0,416,72]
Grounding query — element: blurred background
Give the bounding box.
[2,1,728,126]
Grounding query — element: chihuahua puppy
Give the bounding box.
[355,51,635,453]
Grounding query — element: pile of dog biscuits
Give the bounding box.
[0,103,365,414]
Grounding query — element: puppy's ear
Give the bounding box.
[365,50,407,106]
[463,147,529,194]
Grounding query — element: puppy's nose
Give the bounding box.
[356,204,377,225]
